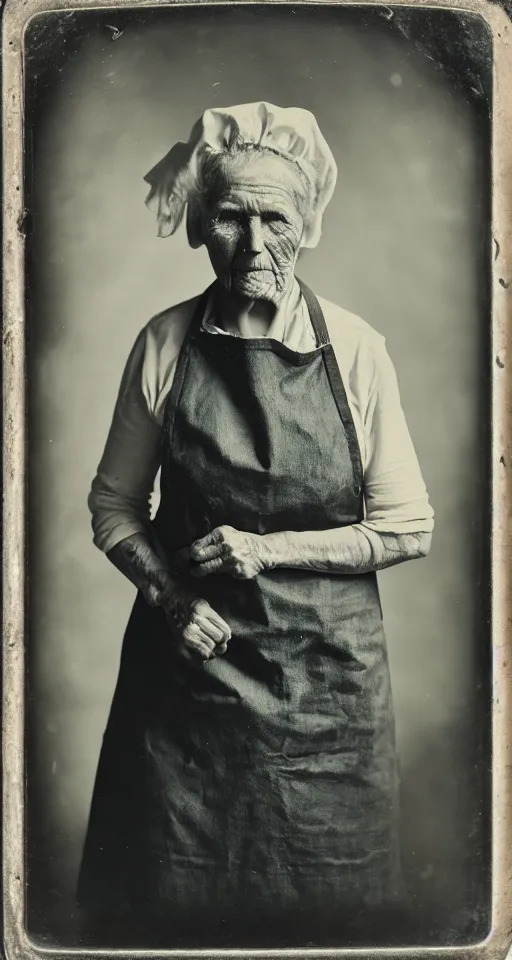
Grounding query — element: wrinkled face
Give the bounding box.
[201,152,309,304]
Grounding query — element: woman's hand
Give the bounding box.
[107,536,231,662]
[146,576,231,661]
[162,587,232,661]
[174,525,268,580]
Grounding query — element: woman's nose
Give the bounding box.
[244,216,264,255]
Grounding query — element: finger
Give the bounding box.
[192,614,225,644]
[182,637,213,660]
[190,528,225,554]
[192,600,232,639]
[176,634,210,661]
[216,640,229,655]
[183,623,216,653]
[190,541,225,563]
[181,646,212,663]
[191,557,227,577]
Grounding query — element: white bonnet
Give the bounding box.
[143,101,337,249]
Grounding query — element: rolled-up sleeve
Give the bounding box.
[359,339,434,535]
[88,329,163,553]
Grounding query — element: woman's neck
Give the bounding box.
[215,280,296,338]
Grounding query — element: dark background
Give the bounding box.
[23,4,492,948]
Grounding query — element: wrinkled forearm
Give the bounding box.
[261,525,432,575]
[107,531,177,607]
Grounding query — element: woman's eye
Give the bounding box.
[216,212,238,224]
[262,212,287,224]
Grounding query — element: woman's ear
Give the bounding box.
[186,201,205,250]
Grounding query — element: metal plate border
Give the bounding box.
[3,0,511,957]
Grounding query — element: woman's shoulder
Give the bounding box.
[316,294,385,351]
[315,295,389,383]
[143,293,203,350]
[130,294,205,422]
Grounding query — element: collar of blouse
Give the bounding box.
[201,278,316,353]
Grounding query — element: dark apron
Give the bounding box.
[78,282,404,948]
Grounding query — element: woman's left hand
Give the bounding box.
[174,526,268,580]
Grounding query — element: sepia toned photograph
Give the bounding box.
[3,0,512,957]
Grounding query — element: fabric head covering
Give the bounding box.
[143,102,337,249]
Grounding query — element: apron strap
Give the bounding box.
[297,278,364,503]
[297,279,330,347]
[160,286,212,452]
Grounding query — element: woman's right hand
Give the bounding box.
[163,588,232,661]
[107,533,231,661]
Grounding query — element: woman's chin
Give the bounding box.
[231,270,280,301]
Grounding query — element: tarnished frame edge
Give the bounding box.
[2,0,511,957]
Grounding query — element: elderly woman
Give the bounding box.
[78,102,434,948]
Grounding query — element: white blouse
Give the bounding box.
[89,282,434,554]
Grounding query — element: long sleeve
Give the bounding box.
[357,337,434,535]
[322,297,434,536]
[88,329,163,553]
[88,298,199,553]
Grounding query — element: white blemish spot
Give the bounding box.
[390,73,403,87]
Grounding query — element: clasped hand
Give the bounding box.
[150,527,266,663]
[165,588,231,662]
[141,567,231,663]
[174,525,267,580]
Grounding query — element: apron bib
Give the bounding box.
[78,282,404,947]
